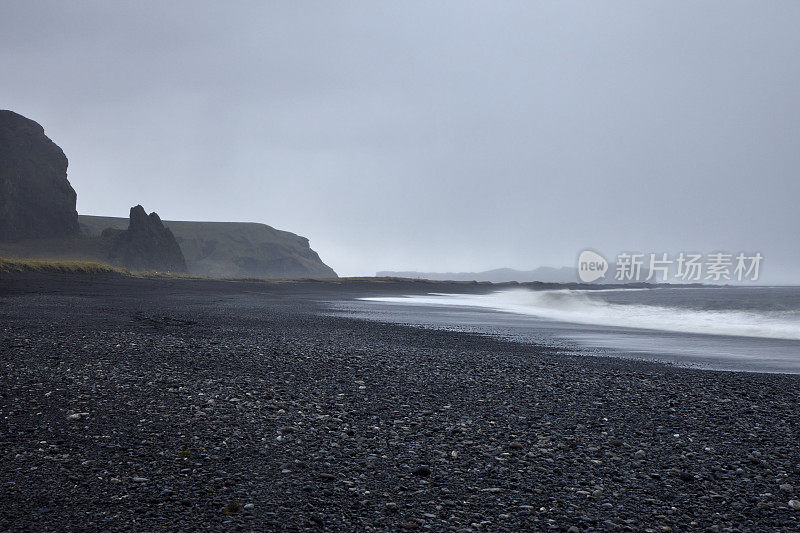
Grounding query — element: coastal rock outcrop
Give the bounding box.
[81,215,336,278]
[107,206,187,272]
[0,110,79,241]
[0,109,336,279]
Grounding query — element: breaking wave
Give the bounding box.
[360,289,800,340]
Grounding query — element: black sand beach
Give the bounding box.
[2,274,799,531]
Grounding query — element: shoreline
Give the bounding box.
[333,287,800,377]
[2,274,799,530]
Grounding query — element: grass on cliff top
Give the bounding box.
[0,257,131,275]
[0,257,207,279]
[0,257,488,284]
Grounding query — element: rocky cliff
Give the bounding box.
[0,110,79,241]
[0,110,337,279]
[81,216,336,278]
[106,206,187,272]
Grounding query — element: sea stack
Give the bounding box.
[107,205,188,272]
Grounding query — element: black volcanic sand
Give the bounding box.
[1,274,799,532]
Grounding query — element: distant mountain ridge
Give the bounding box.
[377,266,657,284]
[377,267,578,283]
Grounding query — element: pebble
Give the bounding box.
[411,465,431,477]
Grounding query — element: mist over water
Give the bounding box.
[362,288,800,340]
[341,287,800,373]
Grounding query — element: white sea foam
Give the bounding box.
[360,289,800,340]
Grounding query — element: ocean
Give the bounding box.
[331,286,800,374]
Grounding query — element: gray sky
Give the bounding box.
[3,1,799,280]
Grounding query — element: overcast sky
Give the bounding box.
[2,1,799,279]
